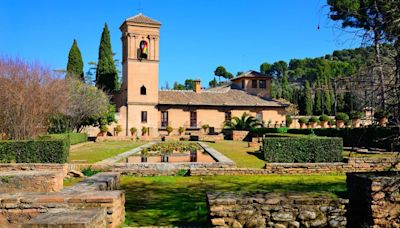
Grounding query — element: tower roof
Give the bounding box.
[125,13,161,26]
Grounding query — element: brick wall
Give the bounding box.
[207,192,348,227]
[0,171,63,193]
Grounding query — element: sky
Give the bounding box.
[0,0,361,87]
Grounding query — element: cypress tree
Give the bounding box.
[281,75,291,100]
[304,80,313,115]
[314,81,322,115]
[324,80,332,115]
[96,23,119,93]
[66,39,84,81]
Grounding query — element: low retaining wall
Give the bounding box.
[190,157,400,176]
[0,171,63,193]
[0,164,68,177]
[207,192,348,227]
[347,171,400,227]
[0,172,125,228]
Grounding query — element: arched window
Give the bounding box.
[139,40,148,59]
[140,85,147,95]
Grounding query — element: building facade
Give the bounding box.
[114,13,286,137]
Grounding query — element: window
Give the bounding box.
[225,111,232,122]
[252,80,257,88]
[241,80,245,89]
[141,111,147,123]
[140,86,146,95]
[259,80,266,88]
[190,111,197,128]
[161,111,168,128]
[139,40,148,59]
[256,112,263,121]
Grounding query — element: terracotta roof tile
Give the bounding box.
[230,70,272,81]
[159,88,286,107]
[125,13,161,25]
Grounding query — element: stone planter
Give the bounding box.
[351,119,360,128]
[336,120,345,128]
[346,171,400,227]
[379,117,388,127]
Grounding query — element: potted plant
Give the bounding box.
[374,110,389,127]
[141,126,148,136]
[345,119,352,128]
[166,126,173,136]
[130,127,137,137]
[308,116,319,128]
[286,115,293,128]
[114,125,122,136]
[267,120,272,128]
[349,111,363,128]
[298,117,307,129]
[319,114,329,128]
[141,148,148,163]
[100,125,108,136]
[178,127,185,136]
[201,124,209,134]
[335,112,349,128]
[328,118,336,128]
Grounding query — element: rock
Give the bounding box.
[298,210,317,220]
[372,192,385,201]
[310,215,327,227]
[289,221,300,228]
[265,198,281,205]
[232,220,242,228]
[272,212,293,222]
[274,223,286,228]
[211,218,225,226]
[68,170,84,177]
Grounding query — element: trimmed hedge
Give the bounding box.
[251,127,288,136]
[287,127,399,151]
[263,136,343,163]
[39,133,88,145]
[0,139,69,163]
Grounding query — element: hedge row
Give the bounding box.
[39,133,88,145]
[251,127,288,136]
[0,139,69,163]
[263,136,343,163]
[287,127,398,151]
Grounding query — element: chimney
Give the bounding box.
[194,79,201,93]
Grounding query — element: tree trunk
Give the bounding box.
[373,0,386,110]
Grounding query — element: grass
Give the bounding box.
[69,141,145,163]
[63,177,84,187]
[121,175,346,227]
[342,151,399,159]
[206,140,265,168]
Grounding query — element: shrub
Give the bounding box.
[166,126,173,135]
[263,136,343,163]
[335,112,349,121]
[251,127,288,136]
[38,133,88,145]
[0,139,69,163]
[308,116,319,123]
[114,125,122,135]
[178,127,185,135]
[374,110,389,119]
[345,119,352,126]
[298,117,308,124]
[100,125,108,133]
[130,127,137,136]
[319,114,330,122]
[142,126,148,135]
[328,119,336,126]
[81,166,102,176]
[286,115,293,127]
[349,111,363,120]
[201,124,210,132]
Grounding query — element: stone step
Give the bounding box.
[22,209,106,228]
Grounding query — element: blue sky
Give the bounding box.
[0,0,360,87]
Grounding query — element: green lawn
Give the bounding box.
[206,140,265,168]
[69,141,145,163]
[121,175,346,227]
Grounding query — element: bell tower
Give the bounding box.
[119,13,161,136]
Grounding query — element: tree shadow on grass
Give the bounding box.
[122,176,346,227]
[247,151,265,161]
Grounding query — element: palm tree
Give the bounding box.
[224,113,262,131]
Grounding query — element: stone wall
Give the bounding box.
[347,171,400,227]
[0,171,63,193]
[190,157,400,176]
[207,192,348,227]
[0,172,125,228]
[0,164,68,177]
[232,130,250,141]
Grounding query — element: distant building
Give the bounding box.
[113,13,286,137]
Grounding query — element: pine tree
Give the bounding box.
[304,80,313,115]
[66,39,84,81]
[96,23,119,93]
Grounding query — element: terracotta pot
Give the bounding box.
[310,122,317,128]
[351,119,360,128]
[379,117,388,127]
[336,120,345,128]
[300,123,305,129]
[320,121,327,128]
